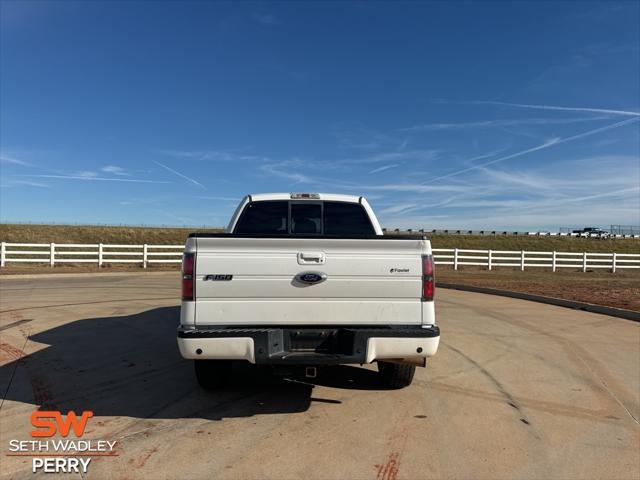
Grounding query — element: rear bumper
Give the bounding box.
[177,325,440,365]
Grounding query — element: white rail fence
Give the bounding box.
[0,243,638,272]
[384,229,640,239]
[0,243,183,268]
[432,249,639,272]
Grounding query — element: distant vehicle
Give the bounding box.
[177,192,440,389]
[572,227,609,236]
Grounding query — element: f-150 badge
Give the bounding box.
[203,274,233,281]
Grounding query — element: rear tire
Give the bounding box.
[377,361,416,389]
[194,360,232,389]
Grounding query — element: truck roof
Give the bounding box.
[249,192,362,203]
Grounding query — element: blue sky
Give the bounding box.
[1,1,639,230]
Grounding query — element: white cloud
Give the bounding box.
[360,183,467,194]
[331,124,400,151]
[101,165,129,176]
[158,149,266,162]
[261,162,314,184]
[375,154,639,230]
[401,116,612,132]
[336,149,441,166]
[369,164,400,174]
[420,117,639,185]
[193,195,241,202]
[424,98,640,117]
[0,179,49,188]
[17,174,170,184]
[378,204,422,215]
[75,171,98,178]
[0,155,31,166]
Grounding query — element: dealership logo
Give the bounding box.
[30,411,93,438]
[389,268,410,273]
[6,410,117,474]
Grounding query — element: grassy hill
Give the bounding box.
[1,223,638,253]
[0,224,223,245]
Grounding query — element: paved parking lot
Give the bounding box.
[1,272,638,479]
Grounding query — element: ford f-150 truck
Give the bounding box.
[177,193,440,388]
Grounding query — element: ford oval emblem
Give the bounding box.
[295,271,327,285]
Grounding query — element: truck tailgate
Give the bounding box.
[191,236,428,326]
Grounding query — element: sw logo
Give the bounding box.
[5,410,117,474]
[30,410,93,438]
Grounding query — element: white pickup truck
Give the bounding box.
[177,193,439,388]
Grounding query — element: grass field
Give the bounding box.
[2,223,639,253]
[0,223,223,245]
[436,268,640,312]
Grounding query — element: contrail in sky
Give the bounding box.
[470,100,640,117]
[154,161,206,189]
[17,174,170,184]
[369,164,400,174]
[421,116,640,184]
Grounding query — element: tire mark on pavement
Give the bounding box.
[420,380,634,428]
[0,318,34,331]
[0,297,177,314]
[442,296,639,424]
[441,341,536,434]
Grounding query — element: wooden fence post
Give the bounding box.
[453,248,458,270]
[50,243,55,267]
[520,250,525,271]
[143,244,148,269]
[612,252,616,273]
[552,251,556,272]
[98,243,103,267]
[583,252,587,272]
[487,249,492,271]
[0,242,5,267]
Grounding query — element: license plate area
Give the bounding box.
[286,329,355,355]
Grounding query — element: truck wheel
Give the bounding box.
[377,362,416,389]
[194,360,232,389]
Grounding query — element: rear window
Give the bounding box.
[235,201,288,234]
[234,200,375,235]
[323,201,374,235]
[291,203,321,234]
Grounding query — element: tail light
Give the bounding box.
[182,253,195,301]
[422,254,434,301]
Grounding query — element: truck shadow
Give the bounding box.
[1,307,388,421]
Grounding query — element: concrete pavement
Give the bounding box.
[1,273,638,479]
